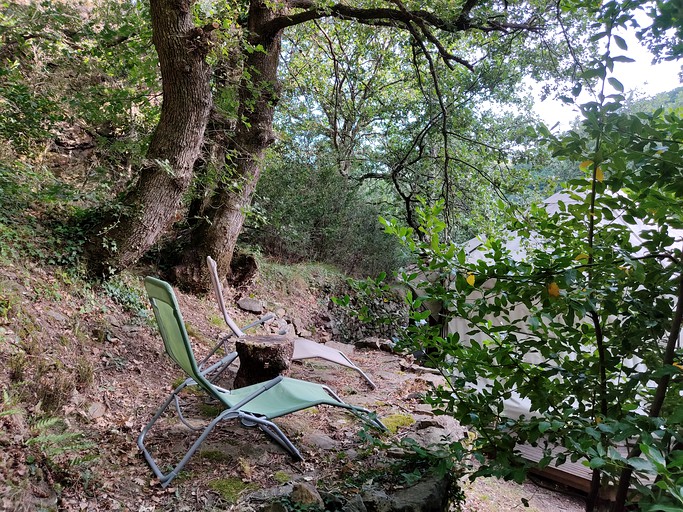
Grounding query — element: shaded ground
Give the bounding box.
[0,261,586,511]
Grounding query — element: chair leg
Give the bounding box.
[322,385,387,432]
[338,352,377,389]
[237,412,303,460]
[138,378,304,487]
[137,390,180,482]
[138,403,244,488]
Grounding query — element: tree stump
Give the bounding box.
[233,335,294,388]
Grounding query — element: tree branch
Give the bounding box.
[263,1,542,39]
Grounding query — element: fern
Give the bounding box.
[0,389,21,418]
[26,416,98,469]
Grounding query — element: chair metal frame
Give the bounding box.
[138,277,385,488]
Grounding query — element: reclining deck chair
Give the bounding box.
[207,256,376,389]
[138,277,385,487]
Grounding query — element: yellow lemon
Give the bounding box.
[547,282,560,298]
[596,167,604,182]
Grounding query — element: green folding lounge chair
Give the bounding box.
[138,277,385,487]
[207,256,376,389]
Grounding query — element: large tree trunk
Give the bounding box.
[83,0,212,276]
[172,1,282,290]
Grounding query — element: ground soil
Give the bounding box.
[0,261,587,511]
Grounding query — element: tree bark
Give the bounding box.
[233,335,294,388]
[83,0,212,276]
[172,1,282,290]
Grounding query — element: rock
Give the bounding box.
[412,427,450,448]
[275,307,286,318]
[320,491,344,510]
[46,310,68,324]
[87,402,106,420]
[249,484,294,502]
[344,448,358,460]
[407,415,465,450]
[415,374,447,387]
[343,494,368,512]
[360,472,451,512]
[360,488,392,512]
[325,340,355,355]
[237,298,264,314]
[290,482,324,508]
[292,317,311,337]
[391,473,451,512]
[259,503,287,512]
[411,404,435,415]
[399,362,440,375]
[386,447,407,458]
[301,432,339,451]
[356,337,395,352]
[280,323,296,339]
[414,418,441,429]
[105,314,121,327]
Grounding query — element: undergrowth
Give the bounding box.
[0,389,98,509]
[256,253,346,296]
[102,275,150,319]
[0,158,90,269]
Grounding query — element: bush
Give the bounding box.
[246,153,409,276]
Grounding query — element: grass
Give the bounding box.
[274,470,291,484]
[199,449,232,463]
[102,275,149,318]
[208,314,224,327]
[257,257,346,296]
[381,413,415,434]
[208,477,257,503]
[0,158,91,269]
[74,357,94,389]
[199,403,223,418]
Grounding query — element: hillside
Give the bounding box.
[0,251,586,511]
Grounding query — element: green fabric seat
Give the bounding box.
[217,376,356,418]
[138,277,385,488]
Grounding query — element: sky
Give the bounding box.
[532,20,682,130]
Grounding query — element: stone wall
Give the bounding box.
[328,281,409,346]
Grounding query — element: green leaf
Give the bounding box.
[628,457,656,473]
[589,457,606,469]
[640,444,667,471]
[613,35,628,50]
[608,77,624,93]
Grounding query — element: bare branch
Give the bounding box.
[264,1,543,39]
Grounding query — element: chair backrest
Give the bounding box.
[206,256,246,337]
[144,277,220,400]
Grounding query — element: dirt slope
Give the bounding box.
[0,261,586,511]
